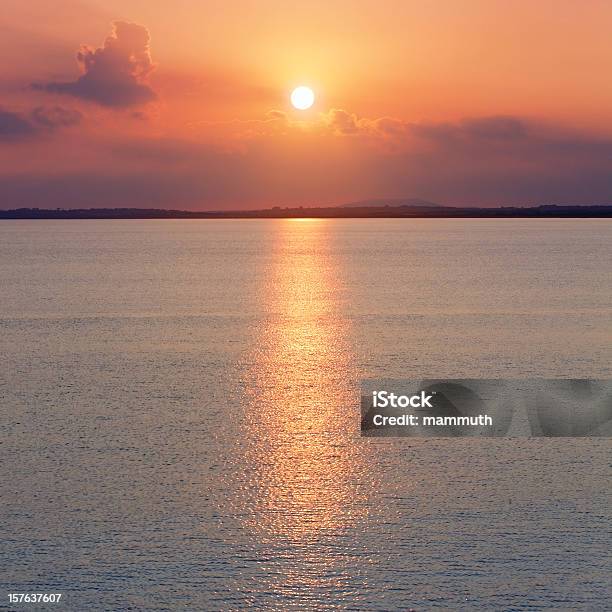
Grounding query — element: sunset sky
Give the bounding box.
[1,0,612,209]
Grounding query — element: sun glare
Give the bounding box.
[291,86,315,110]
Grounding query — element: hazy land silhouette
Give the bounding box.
[2,203,611,219]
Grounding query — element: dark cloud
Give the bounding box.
[406,115,612,165]
[364,116,612,205]
[320,111,529,143]
[412,116,527,142]
[34,21,156,107]
[0,109,37,141]
[0,106,82,142]
[461,116,527,139]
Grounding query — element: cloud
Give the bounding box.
[238,109,612,167]
[217,108,385,141]
[410,115,529,145]
[2,109,611,208]
[0,106,82,142]
[225,108,410,142]
[321,111,529,144]
[34,21,156,107]
[460,116,527,139]
[363,116,612,205]
[322,109,405,137]
[255,109,530,143]
[0,110,37,141]
[29,106,82,129]
[324,109,363,134]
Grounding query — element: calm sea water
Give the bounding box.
[1,219,610,611]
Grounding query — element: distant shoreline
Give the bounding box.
[1,204,612,219]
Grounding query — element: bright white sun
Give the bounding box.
[291,86,315,110]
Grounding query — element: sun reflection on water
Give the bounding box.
[242,219,368,543]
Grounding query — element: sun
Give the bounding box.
[291,86,315,110]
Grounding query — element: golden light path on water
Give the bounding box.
[240,219,373,599]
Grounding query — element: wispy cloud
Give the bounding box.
[0,106,81,142]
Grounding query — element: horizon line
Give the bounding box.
[1,203,612,220]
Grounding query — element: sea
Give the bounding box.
[1,218,610,610]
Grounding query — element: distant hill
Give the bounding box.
[340,198,441,208]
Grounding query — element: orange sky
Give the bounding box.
[1,0,612,208]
